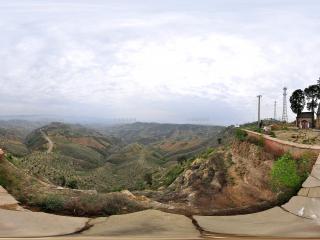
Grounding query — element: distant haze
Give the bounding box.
[1,0,320,125]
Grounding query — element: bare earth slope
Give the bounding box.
[149,140,278,215]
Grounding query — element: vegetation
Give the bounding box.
[304,84,319,113]
[290,89,305,115]
[1,121,226,193]
[235,128,248,141]
[0,157,145,216]
[270,152,314,202]
[271,154,301,191]
[269,131,276,138]
[289,79,320,128]
[163,165,184,186]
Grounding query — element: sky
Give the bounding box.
[0,0,320,125]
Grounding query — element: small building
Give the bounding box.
[296,112,314,129]
[316,108,320,129]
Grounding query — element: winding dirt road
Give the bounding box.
[40,129,54,153]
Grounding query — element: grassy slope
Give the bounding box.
[0,155,145,216]
[8,122,225,192]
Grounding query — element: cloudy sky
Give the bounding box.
[0,0,320,125]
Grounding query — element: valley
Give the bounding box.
[0,120,224,192]
[0,119,302,217]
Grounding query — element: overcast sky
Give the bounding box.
[0,0,320,125]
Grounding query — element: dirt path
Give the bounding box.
[40,129,54,153]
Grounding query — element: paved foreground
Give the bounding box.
[195,207,320,238]
[0,186,88,238]
[2,187,320,239]
[0,186,19,210]
[0,208,88,238]
[3,152,320,239]
[81,209,201,239]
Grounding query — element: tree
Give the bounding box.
[304,85,319,127]
[304,85,319,112]
[289,89,305,115]
[66,179,78,189]
[177,155,187,165]
[143,173,153,186]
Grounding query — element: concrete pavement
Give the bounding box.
[0,208,88,238]
[81,210,201,239]
[194,207,320,238]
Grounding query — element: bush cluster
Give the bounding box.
[270,152,314,203]
[163,165,184,186]
[235,129,248,141]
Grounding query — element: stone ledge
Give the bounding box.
[0,193,19,207]
[302,176,320,187]
[0,186,7,193]
[0,208,88,237]
[311,165,320,179]
[282,196,320,219]
[307,187,320,198]
[194,207,320,238]
[298,188,309,197]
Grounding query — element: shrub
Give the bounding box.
[257,136,265,147]
[164,165,184,186]
[5,153,13,161]
[143,173,153,185]
[66,179,78,189]
[271,153,301,192]
[39,195,65,212]
[200,147,215,158]
[269,131,276,138]
[235,129,248,141]
[252,127,262,133]
[177,155,187,165]
[296,151,316,179]
[247,135,264,147]
[64,193,143,216]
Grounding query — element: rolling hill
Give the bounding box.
[3,121,224,192]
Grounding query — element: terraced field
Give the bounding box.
[2,121,224,192]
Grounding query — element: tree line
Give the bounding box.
[290,79,320,126]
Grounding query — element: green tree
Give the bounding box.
[177,155,187,165]
[289,89,305,115]
[143,173,153,186]
[304,85,319,127]
[66,179,78,189]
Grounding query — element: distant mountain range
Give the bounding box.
[0,120,224,192]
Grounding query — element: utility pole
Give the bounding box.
[257,95,262,127]
[274,101,277,120]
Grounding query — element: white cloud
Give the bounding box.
[0,0,320,123]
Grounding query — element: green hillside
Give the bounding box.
[5,121,224,192]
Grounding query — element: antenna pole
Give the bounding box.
[282,87,288,122]
[274,101,277,120]
[257,95,262,127]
